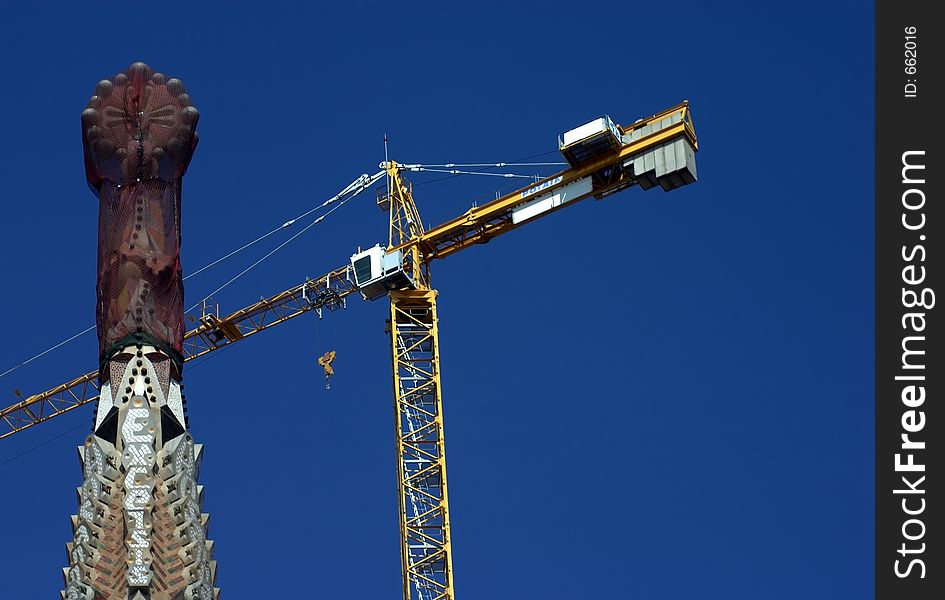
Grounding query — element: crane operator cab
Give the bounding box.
[349,244,417,301]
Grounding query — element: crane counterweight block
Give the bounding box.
[559,103,698,193]
[620,108,698,191]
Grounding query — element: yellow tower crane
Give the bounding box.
[1,101,698,600]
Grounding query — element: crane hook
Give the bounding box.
[317,350,336,390]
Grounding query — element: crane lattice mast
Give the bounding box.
[383,162,454,599]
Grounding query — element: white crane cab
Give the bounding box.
[349,244,416,301]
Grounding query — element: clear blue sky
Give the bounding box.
[0,1,873,598]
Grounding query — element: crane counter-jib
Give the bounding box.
[399,101,698,261]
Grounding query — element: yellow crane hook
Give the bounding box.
[317,350,336,390]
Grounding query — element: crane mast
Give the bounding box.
[2,101,698,600]
[382,163,454,599]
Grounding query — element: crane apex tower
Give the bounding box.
[64,63,218,600]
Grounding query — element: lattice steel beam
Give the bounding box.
[390,289,455,600]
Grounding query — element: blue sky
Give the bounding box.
[0,1,873,598]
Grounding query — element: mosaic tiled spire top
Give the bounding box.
[64,63,218,600]
[82,61,199,375]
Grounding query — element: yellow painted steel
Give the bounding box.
[384,160,429,288]
[379,101,697,595]
[385,165,454,600]
[389,289,454,600]
[398,101,697,261]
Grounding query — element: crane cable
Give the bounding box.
[412,150,565,189]
[0,170,384,380]
[185,170,383,282]
[186,170,384,313]
[401,164,543,179]
[407,162,566,167]
[185,170,384,312]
